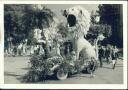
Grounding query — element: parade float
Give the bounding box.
[25,6,99,82]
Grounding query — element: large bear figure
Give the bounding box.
[63,6,97,60]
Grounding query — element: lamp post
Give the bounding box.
[7,37,13,54]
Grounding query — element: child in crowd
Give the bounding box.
[88,57,96,78]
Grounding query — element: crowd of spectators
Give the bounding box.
[98,44,119,69]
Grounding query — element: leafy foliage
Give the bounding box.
[4,5,54,45]
[23,54,63,82]
[89,24,111,38]
[4,5,25,44]
[86,24,111,45]
[97,4,123,47]
[23,52,87,82]
[57,22,68,38]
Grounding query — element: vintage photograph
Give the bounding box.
[4,3,124,85]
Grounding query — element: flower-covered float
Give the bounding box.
[25,6,99,82]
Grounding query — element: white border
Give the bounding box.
[0,2,4,85]
[0,1,128,4]
[0,1,127,89]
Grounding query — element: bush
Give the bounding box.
[23,54,63,82]
[23,51,92,82]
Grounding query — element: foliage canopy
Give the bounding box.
[4,5,54,45]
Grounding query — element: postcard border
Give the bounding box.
[0,1,127,89]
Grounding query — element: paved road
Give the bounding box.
[4,56,123,84]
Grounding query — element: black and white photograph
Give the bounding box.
[0,0,127,89]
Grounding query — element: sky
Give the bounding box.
[43,4,99,22]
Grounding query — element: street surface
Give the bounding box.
[4,56,123,84]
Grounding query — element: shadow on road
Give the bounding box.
[5,71,21,77]
[21,67,30,70]
[102,66,112,69]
